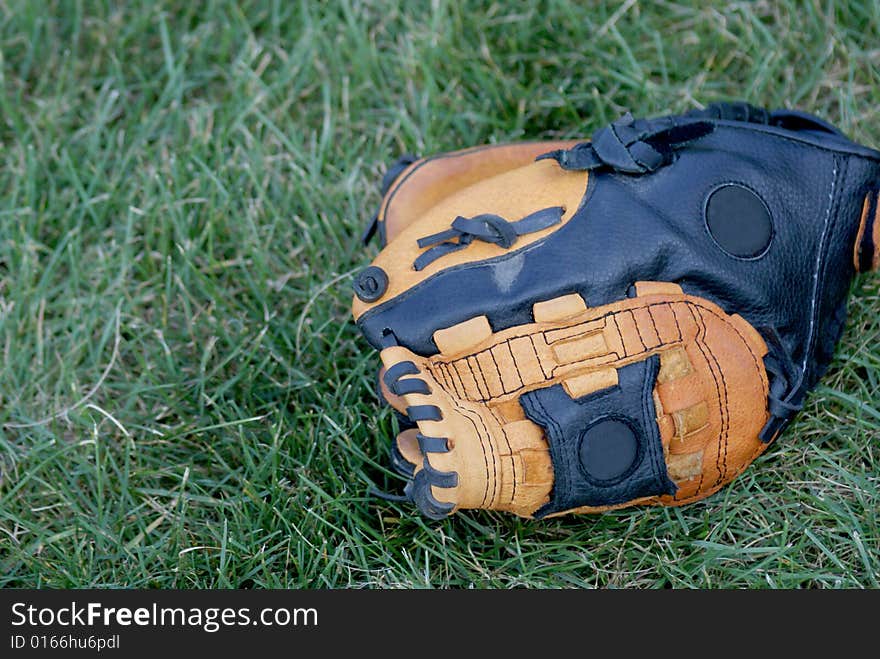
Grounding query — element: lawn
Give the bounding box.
[0,0,878,588]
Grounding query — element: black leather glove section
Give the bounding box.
[520,356,675,517]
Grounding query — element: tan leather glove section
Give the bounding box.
[381,283,770,518]
[353,156,589,320]
[854,190,880,272]
[379,141,579,244]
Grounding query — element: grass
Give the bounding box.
[0,0,878,588]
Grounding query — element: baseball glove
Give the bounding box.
[353,102,880,519]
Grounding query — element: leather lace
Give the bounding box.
[413,206,565,271]
[537,113,715,174]
[759,326,807,443]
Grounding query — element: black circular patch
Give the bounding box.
[578,418,640,484]
[705,184,773,258]
[354,266,389,302]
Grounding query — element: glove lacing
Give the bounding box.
[759,326,807,442]
[413,206,565,271]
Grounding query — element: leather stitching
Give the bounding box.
[488,350,504,391]
[443,393,494,508]
[698,310,730,485]
[529,335,549,379]
[497,420,517,504]
[681,307,719,495]
[502,342,524,389]
[803,155,841,375]
[630,310,648,351]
